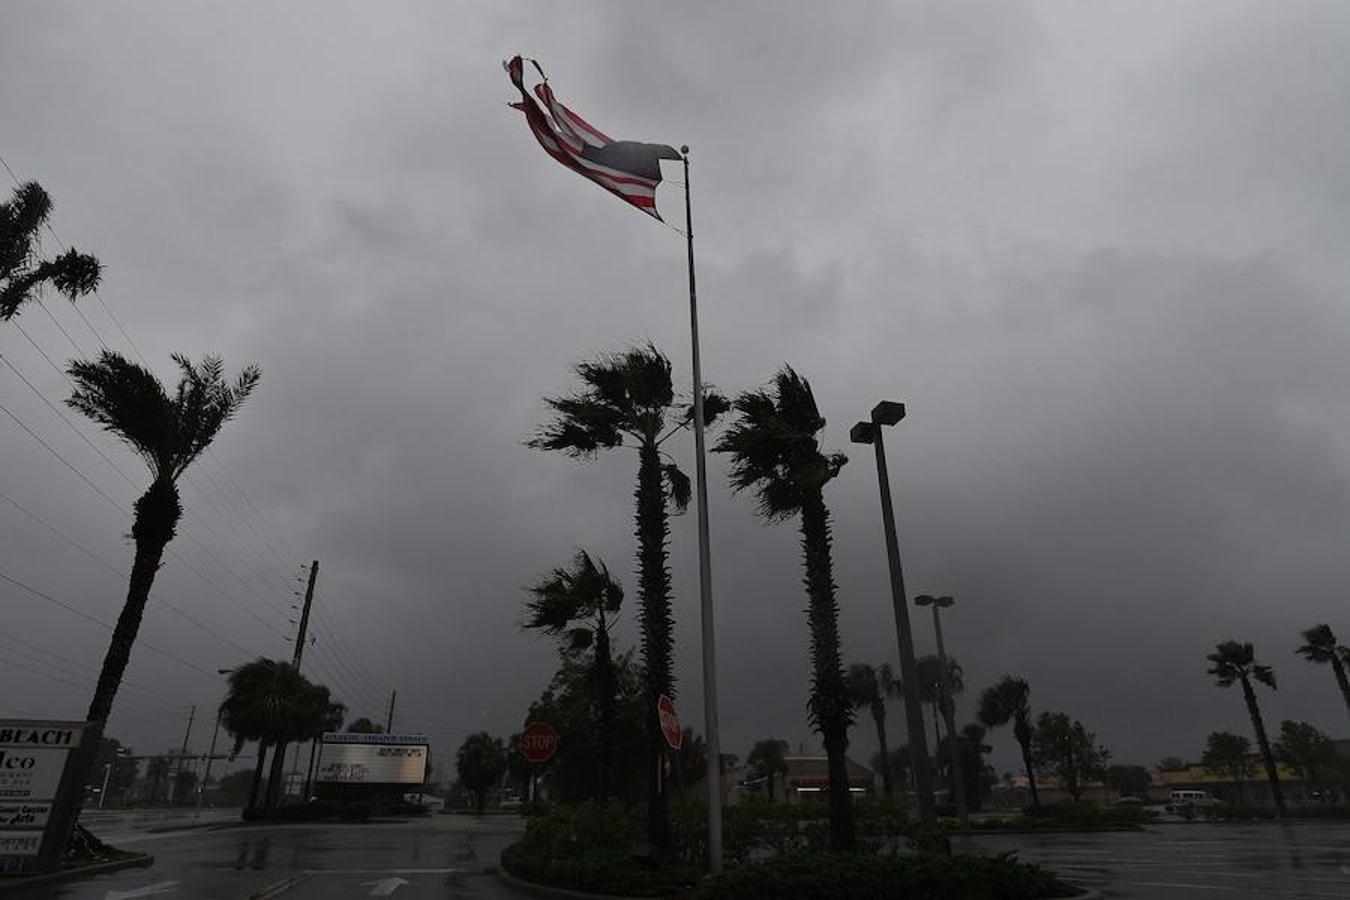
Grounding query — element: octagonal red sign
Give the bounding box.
[520,722,560,763]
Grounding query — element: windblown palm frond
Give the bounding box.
[715,366,846,522]
[66,351,260,481]
[0,182,102,320]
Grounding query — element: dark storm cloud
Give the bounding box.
[2,1,1348,779]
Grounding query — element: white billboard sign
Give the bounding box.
[315,733,428,786]
[0,721,88,873]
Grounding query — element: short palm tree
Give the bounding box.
[1207,640,1286,817]
[1297,625,1350,717]
[847,662,896,798]
[978,676,1040,809]
[747,738,790,801]
[525,550,624,799]
[220,659,310,810]
[67,351,260,726]
[716,365,855,850]
[0,181,101,320]
[530,344,724,851]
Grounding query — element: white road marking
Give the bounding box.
[362,877,411,896]
[105,882,178,900]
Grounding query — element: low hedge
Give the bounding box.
[698,853,1080,900]
[501,843,698,897]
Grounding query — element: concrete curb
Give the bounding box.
[0,852,154,891]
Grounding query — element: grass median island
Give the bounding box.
[499,802,1082,898]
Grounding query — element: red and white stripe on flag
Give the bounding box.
[505,56,680,221]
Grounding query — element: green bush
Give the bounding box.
[699,853,1079,900]
[501,843,698,897]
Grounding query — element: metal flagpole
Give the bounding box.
[681,147,723,873]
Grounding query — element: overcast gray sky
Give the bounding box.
[2,1,1348,778]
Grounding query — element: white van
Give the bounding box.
[1168,789,1219,810]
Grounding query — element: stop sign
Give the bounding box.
[520,722,559,763]
[657,695,682,750]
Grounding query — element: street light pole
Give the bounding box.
[849,401,935,825]
[916,595,968,824]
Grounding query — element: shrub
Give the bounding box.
[699,853,1079,900]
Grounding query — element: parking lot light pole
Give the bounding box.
[850,400,935,825]
[916,594,968,824]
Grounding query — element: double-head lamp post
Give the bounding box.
[915,594,968,824]
[849,400,936,825]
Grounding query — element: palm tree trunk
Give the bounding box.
[873,708,891,798]
[594,618,617,801]
[635,442,673,854]
[1015,722,1041,810]
[266,739,288,808]
[1242,678,1287,817]
[85,480,181,724]
[1331,656,1350,718]
[249,741,270,810]
[799,491,855,851]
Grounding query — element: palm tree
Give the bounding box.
[1297,625,1350,717]
[304,698,347,799]
[846,662,896,798]
[220,659,310,811]
[978,676,1041,809]
[1207,641,1287,816]
[67,351,260,727]
[265,679,338,809]
[524,550,624,799]
[0,181,101,320]
[716,366,855,850]
[529,344,724,851]
[915,654,964,752]
[746,738,790,801]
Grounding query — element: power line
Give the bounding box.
[0,564,223,679]
[0,397,129,514]
[0,629,193,706]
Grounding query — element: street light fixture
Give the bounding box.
[850,399,936,825]
[915,594,967,823]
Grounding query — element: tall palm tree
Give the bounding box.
[978,675,1040,809]
[67,350,260,727]
[846,662,896,798]
[716,366,855,850]
[1297,624,1350,717]
[0,181,101,320]
[524,550,624,799]
[1207,640,1286,817]
[529,344,724,851]
[915,654,964,752]
[219,659,310,810]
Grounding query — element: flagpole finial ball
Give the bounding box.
[680,145,689,155]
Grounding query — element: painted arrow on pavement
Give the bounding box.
[362,876,411,896]
[105,882,178,900]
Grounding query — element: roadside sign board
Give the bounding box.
[315,732,429,785]
[519,723,559,763]
[657,696,682,750]
[0,720,90,874]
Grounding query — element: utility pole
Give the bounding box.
[171,705,196,806]
[196,706,224,817]
[293,560,319,668]
[386,690,397,733]
[266,559,318,809]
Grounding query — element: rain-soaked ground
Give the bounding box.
[5,813,527,900]
[5,813,1348,899]
[957,820,1350,898]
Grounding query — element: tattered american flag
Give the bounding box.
[505,56,682,221]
